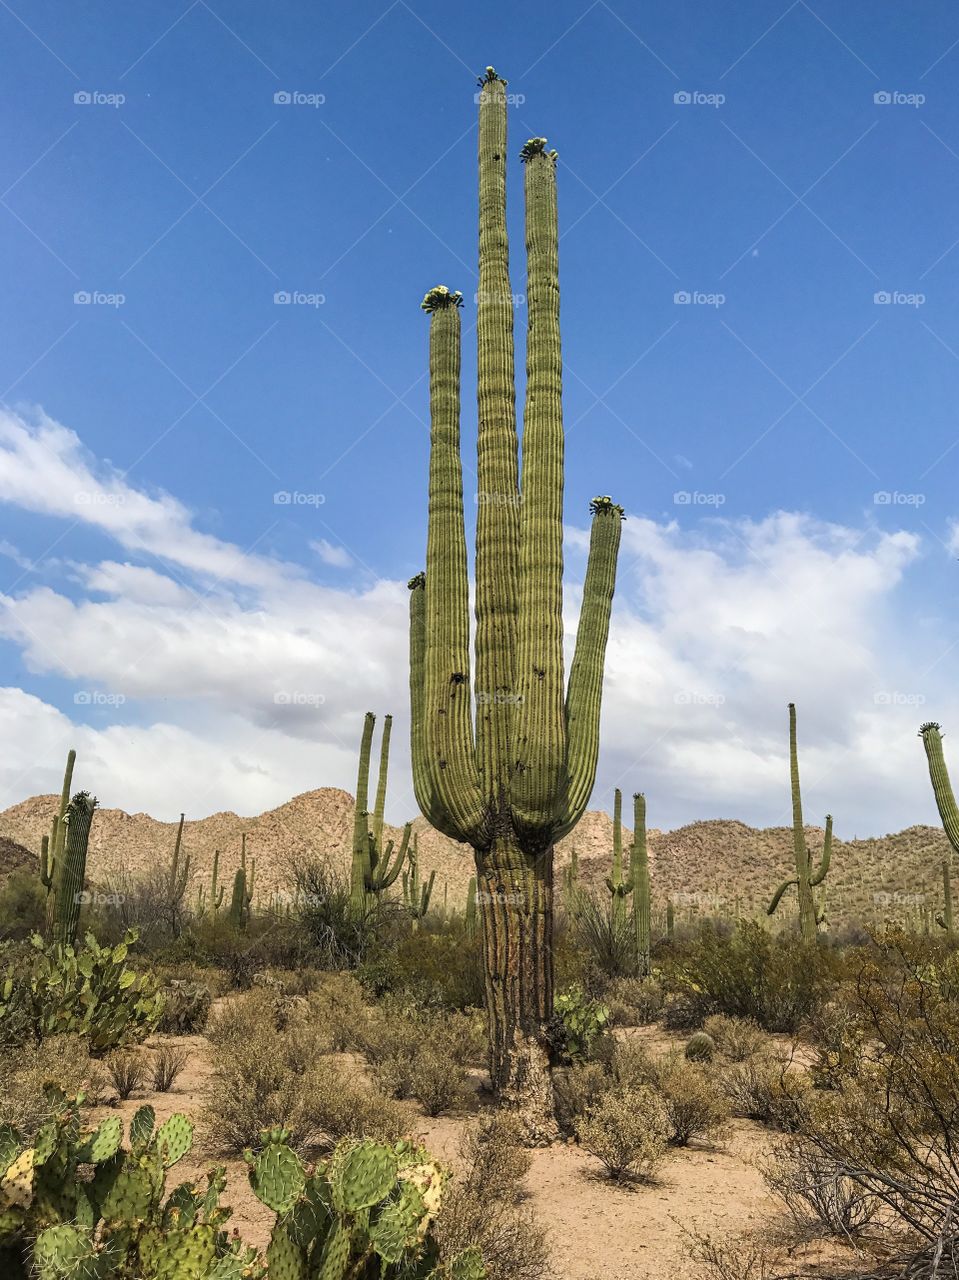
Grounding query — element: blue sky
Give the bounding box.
[1,1,959,839]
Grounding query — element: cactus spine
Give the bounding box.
[408,69,623,1137]
[350,712,411,910]
[767,703,833,943]
[632,793,651,977]
[604,789,633,929]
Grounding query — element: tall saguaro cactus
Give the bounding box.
[51,791,97,946]
[350,712,411,910]
[767,703,833,943]
[919,721,959,936]
[41,748,76,926]
[408,68,624,1139]
[632,793,652,977]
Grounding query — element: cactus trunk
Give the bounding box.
[409,70,623,1139]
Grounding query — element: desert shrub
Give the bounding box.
[203,988,406,1152]
[805,994,866,1090]
[569,892,636,979]
[605,975,665,1026]
[762,1136,879,1239]
[306,971,372,1051]
[435,1113,549,1280]
[685,1031,716,1062]
[0,1034,99,1138]
[550,984,610,1062]
[703,1013,768,1061]
[359,999,475,1115]
[155,979,212,1034]
[721,1050,809,1130]
[358,917,485,1009]
[0,930,163,1054]
[286,853,383,968]
[578,1083,669,1181]
[411,1048,470,1116]
[683,1228,778,1280]
[150,1043,189,1092]
[792,931,959,1253]
[663,990,711,1030]
[554,1060,609,1134]
[613,1042,729,1146]
[666,921,836,1032]
[106,1047,146,1100]
[0,867,46,939]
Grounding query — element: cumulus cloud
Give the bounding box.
[0,408,951,834]
[310,539,353,569]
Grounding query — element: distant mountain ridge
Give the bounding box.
[0,789,949,926]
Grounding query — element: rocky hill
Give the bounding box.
[0,790,949,927]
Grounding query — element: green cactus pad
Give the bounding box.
[129,1105,155,1154]
[32,1223,94,1277]
[250,1140,306,1213]
[265,1221,307,1280]
[99,1162,154,1222]
[442,1248,488,1279]
[330,1140,397,1213]
[0,1125,22,1175]
[77,1115,123,1165]
[368,1180,426,1261]
[314,1219,353,1280]
[155,1114,193,1168]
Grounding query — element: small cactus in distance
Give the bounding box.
[919,723,959,939]
[350,712,411,910]
[767,703,833,943]
[604,789,633,929]
[401,833,436,927]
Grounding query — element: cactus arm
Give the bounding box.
[474,68,520,797]
[53,748,77,862]
[408,573,448,833]
[422,289,485,844]
[40,834,52,889]
[369,823,411,892]
[557,499,624,837]
[920,722,959,854]
[810,814,833,887]
[351,713,376,905]
[44,747,76,915]
[767,877,798,915]
[420,868,436,915]
[512,141,566,832]
[372,714,392,849]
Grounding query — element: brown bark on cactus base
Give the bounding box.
[477,837,558,1145]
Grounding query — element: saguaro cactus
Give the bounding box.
[408,69,623,1138]
[401,834,436,927]
[164,813,191,937]
[41,748,76,928]
[229,834,255,929]
[51,791,97,945]
[350,712,411,910]
[604,790,633,929]
[936,857,955,934]
[632,793,651,977]
[767,703,833,943]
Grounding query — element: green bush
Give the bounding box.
[665,921,837,1032]
[156,979,212,1034]
[0,869,46,940]
[578,1084,669,1181]
[0,931,163,1055]
[550,985,610,1063]
[358,918,485,1010]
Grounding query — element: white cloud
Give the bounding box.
[0,409,951,835]
[310,539,353,569]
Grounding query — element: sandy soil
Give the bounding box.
[82,1021,856,1280]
